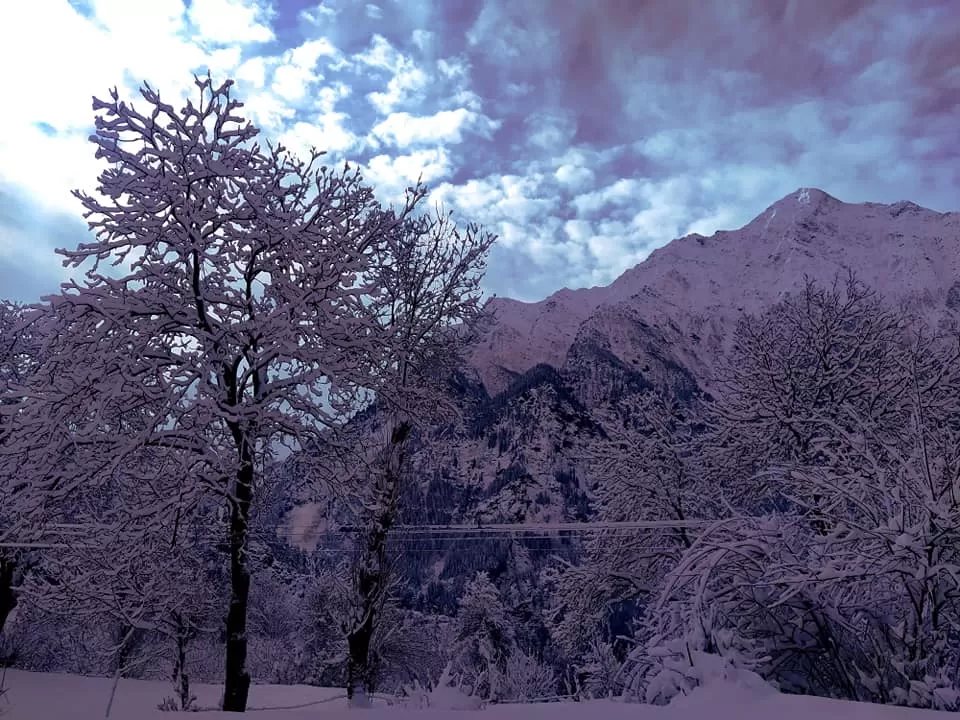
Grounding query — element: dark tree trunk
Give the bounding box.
[0,558,17,636]
[115,624,137,677]
[346,617,375,705]
[344,421,409,706]
[172,613,194,711]
[346,511,391,705]
[222,434,254,712]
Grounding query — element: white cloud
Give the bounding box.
[411,29,433,52]
[498,174,553,222]
[431,177,503,219]
[554,164,595,191]
[271,84,354,156]
[370,109,499,148]
[494,221,528,250]
[356,35,430,114]
[368,68,429,115]
[90,0,187,39]
[0,3,115,135]
[465,1,530,63]
[563,219,593,244]
[278,113,357,158]
[505,82,533,98]
[437,57,468,79]
[241,91,298,133]
[187,0,274,45]
[430,173,559,255]
[586,233,630,267]
[435,175,551,230]
[495,217,588,270]
[526,112,576,151]
[271,38,339,102]
[0,124,102,216]
[290,37,339,67]
[299,3,337,24]
[315,83,352,113]
[637,128,714,168]
[365,4,383,19]
[355,34,396,70]
[235,56,267,89]
[362,148,454,206]
[572,178,642,216]
[0,0,258,215]
[686,206,741,237]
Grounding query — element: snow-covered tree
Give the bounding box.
[0,302,48,638]
[0,74,481,711]
[706,272,908,516]
[635,277,960,709]
[548,391,714,678]
[10,377,224,709]
[312,207,493,705]
[27,519,223,711]
[450,571,517,701]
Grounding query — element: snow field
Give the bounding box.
[0,669,950,720]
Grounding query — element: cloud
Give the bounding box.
[355,35,431,114]
[2,0,959,307]
[0,185,86,301]
[432,173,558,237]
[362,148,454,206]
[187,0,274,45]
[239,91,298,133]
[370,108,499,148]
[524,112,577,151]
[411,29,433,52]
[235,56,267,89]
[572,179,642,216]
[278,112,357,157]
[271,38,340,102]
[554,164,595,191]
[0,0,275,214]
[299,3,338,25]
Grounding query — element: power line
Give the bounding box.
[0,520,709,554]
[0,519,711,549]
[351,519,711,535]
[29,518,711,536]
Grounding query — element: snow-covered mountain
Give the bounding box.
[291,188,960,589]
[400,188,960,533]
[472,187,960,395]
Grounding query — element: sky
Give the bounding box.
[0,0,958,304]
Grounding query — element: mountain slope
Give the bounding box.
[287,188,960,581]
[473,188,960,394]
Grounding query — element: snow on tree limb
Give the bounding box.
[0,73,495,712]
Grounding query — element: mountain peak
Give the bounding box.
[787,187,836,206]
[764,186,840,216]
[743,187,847,238]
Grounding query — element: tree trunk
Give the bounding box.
[115,624,135,678]
[0,558,17,636]
[172,616,193,711]
[222,443,254,712]
[346,621,374,707]
[344,420,409,706]
[105,626,137,719]
[346,521,388,706]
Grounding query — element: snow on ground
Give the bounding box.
[0,669,951,720]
